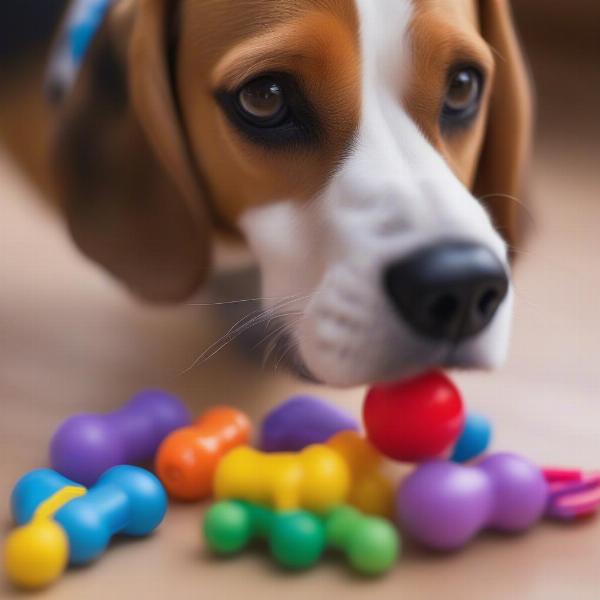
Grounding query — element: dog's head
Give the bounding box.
[54,0,532,386]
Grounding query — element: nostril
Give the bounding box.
[429,294,460,324]
[477,288,502,319]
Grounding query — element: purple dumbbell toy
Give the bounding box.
[396,453,548,551]
[50,390,191,486]
[261,395,359,452]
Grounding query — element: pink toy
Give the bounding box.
[544,468,600,520]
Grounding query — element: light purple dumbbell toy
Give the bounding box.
[50,390,191,486]
[261,395,359,452]
[396,453,548,551]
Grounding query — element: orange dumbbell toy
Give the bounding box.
[155,407,251,501]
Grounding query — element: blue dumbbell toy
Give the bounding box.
[5,466,167,589]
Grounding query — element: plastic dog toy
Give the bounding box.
[260,395,359,452]
[50,389,191,485]
[396,453,548,550]
[5,466,167,589]
[155,406,252,501]
[259,400,389,515]
[4,481,85,589]
[364,371,465,462]
[214,445,350,512]
[451,412,493,463]
[203,501,399,575]
[327,431,394,518]
[544,468,600,520]
[324,504,400,574]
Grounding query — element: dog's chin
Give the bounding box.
[271,328,441,387]
[283,346,501,388]
[272,328,510,388]
[301,349,448,388]
[277,346,440,387]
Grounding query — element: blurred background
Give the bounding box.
[0,2,599,597]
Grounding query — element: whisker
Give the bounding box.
[479,192,537,227]
[274,334,301,374]
[178,299,290,375]
[179,313,278,375]
[190,310,303,371]
[252,318,300,352]
[263,293,310,330]
[487,44,507,64]
[262,318,303,369]
[273,317,311,374]
[179,295,310,375]
[186,293,302,307]
[215,293,306,344]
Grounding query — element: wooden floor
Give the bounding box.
[1,36,599,600]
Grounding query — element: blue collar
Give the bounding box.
[46,0,116,102]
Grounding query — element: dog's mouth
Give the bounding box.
[218,268,511,387]
[266,330,475,387]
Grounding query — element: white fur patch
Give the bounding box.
[240,0,513,386]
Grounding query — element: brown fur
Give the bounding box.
[405,0,532,248]
[473,0,533,248]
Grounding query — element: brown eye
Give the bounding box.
[442,67,483,128]
[217,72,320,147]
[237,77,287,125]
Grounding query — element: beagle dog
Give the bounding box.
[51,0,532,387]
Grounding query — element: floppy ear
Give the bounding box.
[53,0,212,302]
[475,0,533,250]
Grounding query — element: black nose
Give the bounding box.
[384,241,509,341]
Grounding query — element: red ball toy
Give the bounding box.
[363,371,465,463]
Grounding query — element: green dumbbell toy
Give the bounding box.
[203,501,400,575]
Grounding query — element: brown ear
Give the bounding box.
[475,0,533,250]
[53,0,211,302]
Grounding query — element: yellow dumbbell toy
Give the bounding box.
[214,445,350,512]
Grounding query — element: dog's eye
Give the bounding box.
[216,73,320,148]
[237,77,288,126]
[441,67,483,130]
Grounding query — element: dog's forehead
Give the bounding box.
[408,0,482,50]
[181,0,481,74]
[185,0,357,23]
[180,0,359,55]
[182,0,477,26]
[411,0,478,23]
[351,0,481,60]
